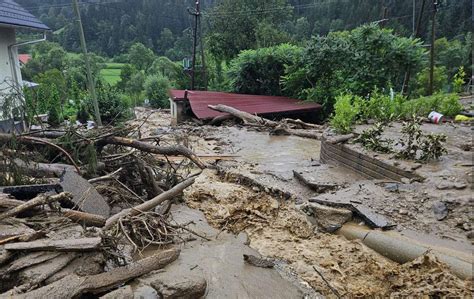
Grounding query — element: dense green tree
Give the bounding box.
[144,75,171,108]
[128,43,156,71]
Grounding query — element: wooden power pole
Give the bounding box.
[428,0,439,95]
[189,1,200,90]
[72,0,102,126]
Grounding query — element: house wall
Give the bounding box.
[0,27,22,123]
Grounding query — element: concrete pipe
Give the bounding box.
[337,224,473,280]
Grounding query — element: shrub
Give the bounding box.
[414,66,448,96]
[48,106,63,127]
[354,123,394,153]
[144,75,171,108]
[400,93,461,119]
[95,83,131,124]
[330,94,360,134]
[228,44,302,96]
[452,66,466,93]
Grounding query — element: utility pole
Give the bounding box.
[428,0,439,95]
[402,0,427,95]
[413,0,416,34]
[189,1,200,90]
[72,0,102,126]
[380,0,389,28]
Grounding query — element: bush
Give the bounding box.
[95,83,131,124]
[401,93,461,118]
[414,66,448,96]
[228,44,302,96]
[144,75,171,108]
[452,66,466,93]
[330,94,360,134]
[48,106,63,127]
[283,24,426,117]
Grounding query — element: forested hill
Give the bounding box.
[16,0,471,58]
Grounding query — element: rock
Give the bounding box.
[454,182,467,190]
[243,254,274,268]
[133,285,159,299]
[398,209,409,215]
[432,201,448,221]
[140,271,207,299]
[462,223,471,231]
[60,170,110,217]
[466,231,474,239]
[384,183,400,192]
[100,286,133,299]
[302,203,352,232]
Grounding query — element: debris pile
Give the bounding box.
[0,119,208,297]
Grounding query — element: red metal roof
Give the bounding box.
[18,54,31,65]
[170,90,321,120]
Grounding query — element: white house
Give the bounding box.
[0,0,49,132]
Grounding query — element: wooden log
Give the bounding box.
[99,136,207,169]
[208,104,279,127]
[271,126,322,140]
[104,177,196,229]
[326,134,355,144]
[0,192,72,221]
[4,237,102,252]
[9,248,180,298]
[282,118,323,130]
[62,210,107,227]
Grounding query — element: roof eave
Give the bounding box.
[0,22,51,32]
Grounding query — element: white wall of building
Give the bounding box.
[0,27,22,121]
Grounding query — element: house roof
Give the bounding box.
[170,90,322,120]
[18,54,31,64]
[0,0,50,31]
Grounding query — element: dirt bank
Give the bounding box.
[185,170,472,297]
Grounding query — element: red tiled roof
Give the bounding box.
[170,90,321,120]
[18,54,31,65]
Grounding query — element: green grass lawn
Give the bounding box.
[100,63,126,85]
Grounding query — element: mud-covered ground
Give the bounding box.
[184,170,471,297]
[132,107,472,297]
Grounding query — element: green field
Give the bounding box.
[100,63,126,85]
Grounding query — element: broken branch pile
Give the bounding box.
[0,123,208,297]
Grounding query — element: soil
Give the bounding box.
[184,170,472,297]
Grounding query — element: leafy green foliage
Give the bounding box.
[354,123,394,153]
[144,75,171,108]
[396,116,447,161]
[401,93,462,118]
[228,44,302,96]
[283,24,425,116]
[453,67,466,93]
[95,83,131,124]
[413,66,448,96]
[330,94,360,134]
[128,43,156,71]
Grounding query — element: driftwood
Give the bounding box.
[0,192,72,221]
[208,104,279,127]
[271,125,322,140]
[10,253,76,294]
[104,176,196,229]
[4,237,102,252]
[62,209,107,227]
[11,248,180,299]
[1,252,61,275]
[88,168,123,184]
[326,134,355,144]
[209,104,322,139]
[283,118,323,130]
[99,136,207,169]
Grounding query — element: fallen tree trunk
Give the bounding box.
[282,118,323,130]
[9,248,180,298]
[104,177,196,229]
[99,136,207,169]
[62,210,107,227]
[4,237,102,252]
[326,134,355,144]
[0,192,72,221]
[208,104,279,127]
[271,126,322,140]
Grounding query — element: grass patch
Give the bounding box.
[100,63,126,85]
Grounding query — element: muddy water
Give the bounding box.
[225,127,320,177]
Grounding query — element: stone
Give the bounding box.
[133,285,159,299]
[100,286,133,299]
[398,209,409,215]
[462,223,471,231]
[466,231,474,239]
[142,272,207,299]
[384,183,400,192]
[60,170,110,217]
[302,203,352,232]
[432,201,448,221]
